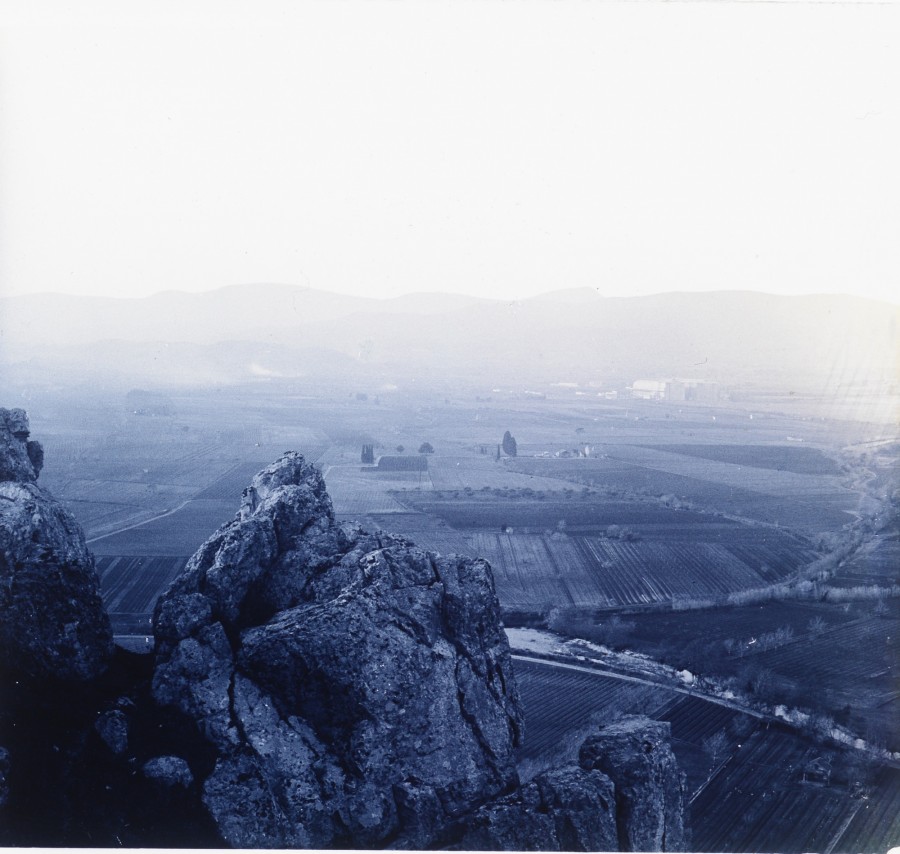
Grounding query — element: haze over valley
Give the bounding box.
[2,281,897,850]
[3,286,896,421]
[1,0,898,847]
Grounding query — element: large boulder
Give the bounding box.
[0,409,43,483]
[579,717,688,851]
[0,408,113,682]
[454,766,619,851]
[152,452,523,848]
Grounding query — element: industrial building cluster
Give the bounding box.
[629,378,719,402]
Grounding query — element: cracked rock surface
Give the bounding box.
[152,452,523,848]
[580,717,688,852]
[0,408,112,682]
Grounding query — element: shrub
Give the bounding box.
[807,616,826,637]
[701,729,729,766]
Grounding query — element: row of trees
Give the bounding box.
[365,430,520,463]
[362,442,434,462]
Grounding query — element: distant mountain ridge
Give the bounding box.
[1,285,896,394]
[0,284,490,348]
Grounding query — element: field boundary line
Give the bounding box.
[823,798,865,854]
[689,754,735,805]
[510,653,766,719]
[86,500,192,544]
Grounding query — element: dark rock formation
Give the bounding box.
[152,451,523,848]
[142,755,194,788]
[0,746,9,809]
[0,408,43,482]
[455,766,619,851]
[0,412,214,847]
[95,710,129,756]
[0,408,113,682]
[0,644,221,847]
[580,717,688,851]
[0,419,688,850]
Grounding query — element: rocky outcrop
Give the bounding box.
[152,452,524,848]
[454,766,619,851]
[95,710,129,756]
[580,717,688,851]
[0,408,112,682]
[1,413,689,850]
[0,409,43,483]
[453,717,687,852]
[151,451,689,849]
[142,756,194,789]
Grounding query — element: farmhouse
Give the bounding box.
[630,378,719,402]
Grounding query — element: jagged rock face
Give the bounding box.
[152,452,523,848]
[0,409,43,483]
[142,756,194,789]
[455,766,619,851]
[0,409,113,682]
[579,717,688,852]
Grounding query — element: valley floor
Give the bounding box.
[22,382,900,852]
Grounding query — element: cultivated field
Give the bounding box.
[512,658,673,763]
[552,598,900,749]
[193,460,276,500]
[641,443,844,475]
[96,555,188,635]
[323,465,416,516]
[465,532,799,609]
[17,381,898,852]
[829,529,900,588]
[88,499,236,556]
[749,607,900,747]
[507,454,855,534]
[390,486,819,611]
[515,657,900,853]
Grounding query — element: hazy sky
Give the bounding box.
[1,0,898,303]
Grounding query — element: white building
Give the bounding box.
[630,378,718,402]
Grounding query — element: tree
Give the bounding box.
[702,729,729,767]
[501,431,517,457]
[396,445,405,453]
[751,667,774,697]
[418,442,434,454]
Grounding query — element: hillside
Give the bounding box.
[1,286,895,395]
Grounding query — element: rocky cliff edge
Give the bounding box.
[152,451,525,847]
[0,408,112,681]
[0,415,686,849]
[152,450,687,849]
